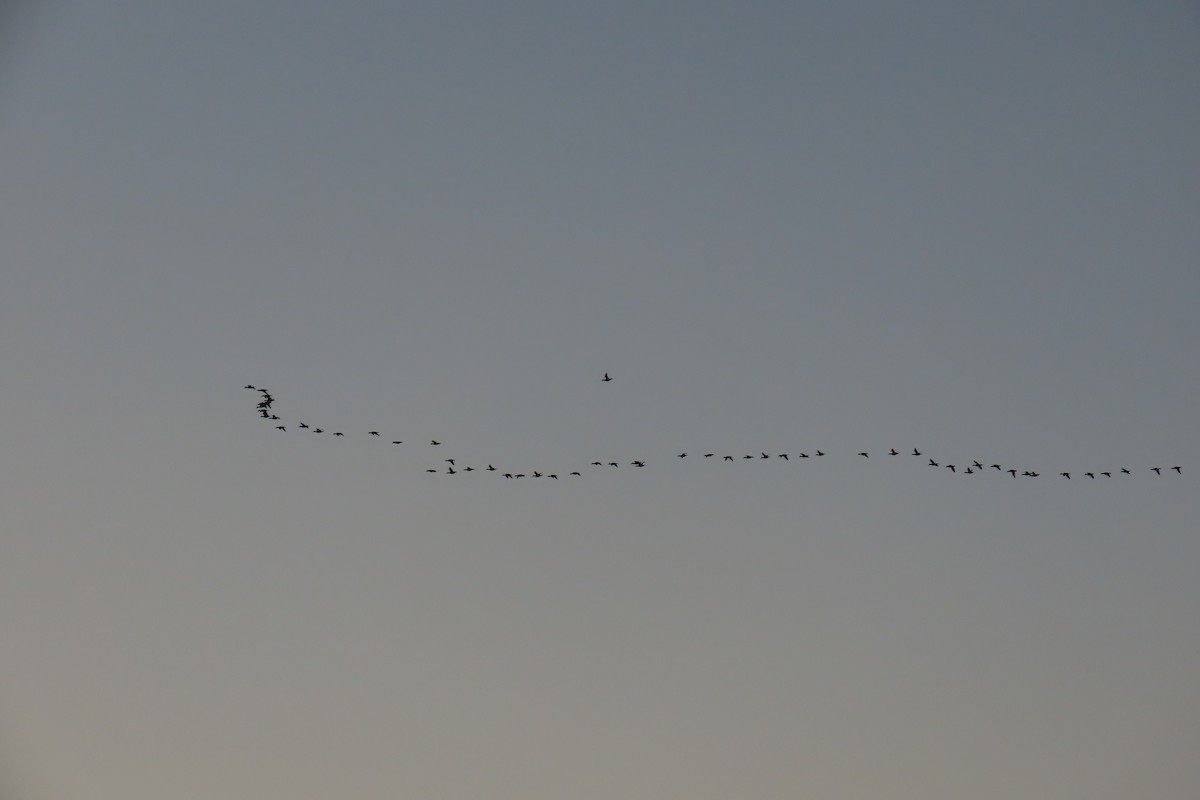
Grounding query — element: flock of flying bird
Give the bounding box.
[246,380,1183,483]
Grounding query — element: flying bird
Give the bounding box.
[1172,466,1182,473]
[369,431,380,436]
[858,452,869,458]
[1061,472,1071,479]
[912,448,921,456]
[1007,469,1017,477]
[602,372,611,382]
[889,449,898,455]
[1152,467,1162,475]
[430,440,441,446]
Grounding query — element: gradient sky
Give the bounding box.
[2,2,1198,798]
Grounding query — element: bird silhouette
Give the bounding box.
[889,449,898,455]
[678,452,687,458]
[724,456,734,461]
[1152,467,1162,475]
[299,423,309,429]
[1061,472,1071,479]
[1121,468,1131,474]
[445,459,455,465]
[1172,466,1182,473]
[602,372,611,382]
[333,432,344,437]
[972,461,983,470]
[487,465,496,471]
[1007,469,1017,477]
[779,454,789,460]
[1085,472,1095,479]
[608,462,618,467]
[991,464,1002,471]
[570,472,581,476]
[946,464,956,473]
[929,459,939,467]
[244,385,256,390]
[798,453,809,458]
[532,471,542,478]
[276,426,286,431]
[815,450,825,457]
[705,453,714,458]
[430,440,441,445]
[392,441,403,444]
[313,428,323,433]
[1101,472,1112,478]
[912,448,921,456]
[858,452,869,458]
[369,431,380,436]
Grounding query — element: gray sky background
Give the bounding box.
[2,2,1198,798]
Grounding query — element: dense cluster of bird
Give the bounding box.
[246,382,1183,483]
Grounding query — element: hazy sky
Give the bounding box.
[2,2,1198,798]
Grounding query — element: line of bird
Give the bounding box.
[246,384,1183,481]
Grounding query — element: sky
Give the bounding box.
[1,1,1198,797]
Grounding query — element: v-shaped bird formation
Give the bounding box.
[244,382,1184,483]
